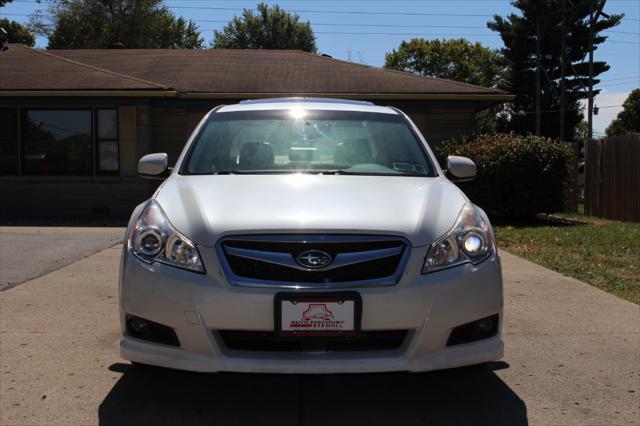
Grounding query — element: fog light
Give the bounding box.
[447,314,499,346]
[125,314,180,347]
[476,317,494,333]
[128,316,149,333]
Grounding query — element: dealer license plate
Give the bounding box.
[275,292,361,337]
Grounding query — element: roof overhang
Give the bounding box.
[0,90,178,97]
[0,90,513,102]
[181,92,514,102]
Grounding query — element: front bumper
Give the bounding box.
[119,244,504,373]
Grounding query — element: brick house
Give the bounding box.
[0,44,512,219]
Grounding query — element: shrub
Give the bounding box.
[436,133,573,218]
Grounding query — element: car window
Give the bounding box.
[181,109,436,176]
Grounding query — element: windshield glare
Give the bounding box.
[181,109,436,176]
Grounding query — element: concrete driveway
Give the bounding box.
[0,235,638,425]
[0,227,125,291]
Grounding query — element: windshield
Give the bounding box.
[181,109,436,176]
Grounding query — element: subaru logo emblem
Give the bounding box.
[296,250,333,269]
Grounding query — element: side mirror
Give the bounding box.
[446,156,476,182]
[138,153,169,179]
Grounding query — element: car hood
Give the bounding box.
[155,174,468,247]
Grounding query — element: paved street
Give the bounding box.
[0,227,125,291]
[0,231,638,426]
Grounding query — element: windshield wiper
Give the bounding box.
[223,170,303,175]
[319,170,430,177]
[192,170,275,175]
[189,170,422,176]
[318,170,361,175]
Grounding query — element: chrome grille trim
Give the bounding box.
[224,245,403,272]
[216,235,411,289]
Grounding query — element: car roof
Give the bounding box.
[217,97,398,115]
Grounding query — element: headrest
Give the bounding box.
[238,142,275,169]
[334,138,373,166]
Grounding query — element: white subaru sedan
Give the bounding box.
[120,98,503,373]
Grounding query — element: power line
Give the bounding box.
[7,0,640,21]
[312,31,640,43]
[213,0,638,1]
[600,51,640,55]
[315,31,498,37]
[605,30,640,35]
[207,21,493,30]
[12,4,637,21]
[0,13,490,29]
[602,75,640,81]
[7,2,594,23]
[600,80,640,88]
[521,104,623,114]
[173,5,496,17]
[195,21,498,30]
[4,11,640,34]
[3,13,638,43]
[7,1,495,17]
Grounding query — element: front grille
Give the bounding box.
[218,330,408,352]
[217,235,410,288]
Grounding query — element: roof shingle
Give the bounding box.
[1,45,510,99]
[0,44,168,91]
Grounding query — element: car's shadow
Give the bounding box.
[99,361,527,426]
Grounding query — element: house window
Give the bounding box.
[17,108,120,176]
[0,108,19,174]
[22,109,92,175]
[97,109,119,173]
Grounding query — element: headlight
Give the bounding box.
[129,200,205,273]
[422,202,495,273]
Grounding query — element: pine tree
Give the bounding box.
[488,0,622,140]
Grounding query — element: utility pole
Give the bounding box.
[0,27,8,52]
[587,0,610,142]
[535,17,541,136]
[587,1,595,142]
[560,0,566,142]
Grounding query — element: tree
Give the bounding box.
[488,0,622,141]
[0,0,13,7]
[34,0,203,49]
[384,38,509,134]
[212,3,316,52]
[606,89,640,136]
[384,38,508,89]
[0,19,36,46]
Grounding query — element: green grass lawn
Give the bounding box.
[494,211,640,304]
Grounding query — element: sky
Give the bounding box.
[1,0,639,135]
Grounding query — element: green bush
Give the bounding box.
[436,133,573,218]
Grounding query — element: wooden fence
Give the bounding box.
[585,133,640,222]
[564,141,579,212]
